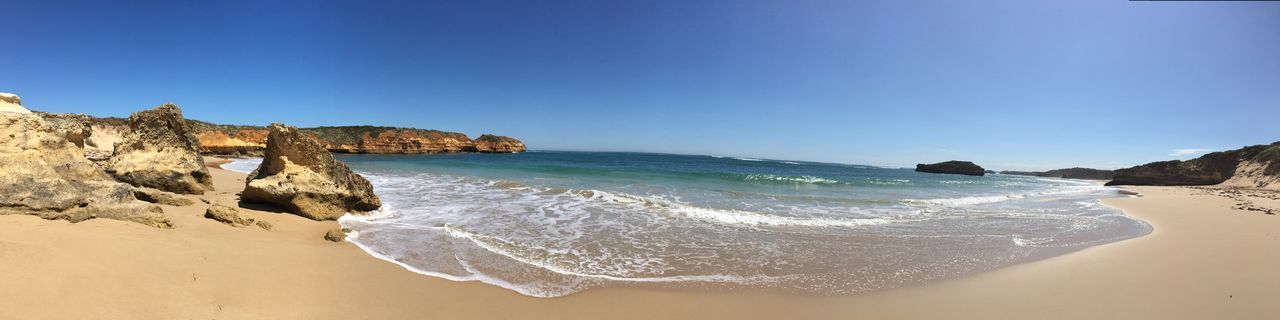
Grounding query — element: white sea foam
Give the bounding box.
[597,191,906,228]
[220,157,262,174]
[741,174,844,185]
[336,159,1149,298]
[905,185,1107,207]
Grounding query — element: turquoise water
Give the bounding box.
[226,151,1151,297]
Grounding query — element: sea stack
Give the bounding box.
[916,160,986,176]
[241,123,382,220]
[107,104,214,194]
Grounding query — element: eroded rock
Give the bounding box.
[107,104,213,194]
[242,123,381,220]
[204,204,270,230]
[0,112,171,228]
[324,227,350,242]
[0,92,29,114]
[133,187,196,206]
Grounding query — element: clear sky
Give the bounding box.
[2,0,1277,170]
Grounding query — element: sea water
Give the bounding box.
[224,151,1150,297]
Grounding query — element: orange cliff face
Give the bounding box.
[326,129,477,154]
[196,129,268,156]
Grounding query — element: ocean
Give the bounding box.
[223,151,1151,297]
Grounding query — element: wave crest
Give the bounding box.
[740,174,845,185]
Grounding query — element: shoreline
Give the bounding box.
[2,165,1278,318]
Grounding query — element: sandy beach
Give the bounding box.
[0,160,1276,319]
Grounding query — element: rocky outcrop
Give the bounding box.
[204,204,271,230]
[90,117,526,155]
[133,187,196,206]
[1107,142,1280,189]
[1001,168,1115,180]
[324,227,350,242]
[242,123,381,220]
[470,134,526,153]
[0,92,29,114]
[916,161,986,176]
[0,112,171,228]
[107,104,214,194]
[308,126,478,154]
[35,112,92,147]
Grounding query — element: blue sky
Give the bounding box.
[1,0,1277,170]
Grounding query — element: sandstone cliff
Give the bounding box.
[1107,142,1280,189]
[307,126,475,154]
[107,104,214,194]
[188,120,269,156]
[916,161,986,176]
[242,123,382,220]
[0,112,171,228]
[471,134,526,153]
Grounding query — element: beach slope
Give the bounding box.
[1,167,1278,319]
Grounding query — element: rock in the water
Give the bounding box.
[107,104,214,194]
[324,227,349,242]
[203,204,271,230]
[0,112,171,228]
[470,134,526,153]
[1107,142,1280,188]
[242,123,381,220]
[0,92,30,114]
[916,161,986,176]
[133,187,196,206]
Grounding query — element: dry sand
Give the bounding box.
[2,164,1278,319]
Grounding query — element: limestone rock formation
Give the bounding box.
[242,123,381,220]
[470,134,527,153]
[324,227,350,242]
[35,112,92,147]
[1107,142,1280,189]
[0,112,171,228]
[133,187,196,206]
[0,92,30,114]
[204,204,271,230]
[916,161,986,176]
[107,104,214,194]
